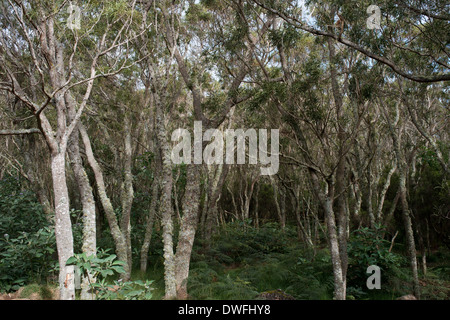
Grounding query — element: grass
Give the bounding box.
[19,283,56,300]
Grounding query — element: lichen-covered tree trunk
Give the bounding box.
[155,95,176,299]
[381,101,420,299]
[67,135,96,300]
[175,165,202,300]
[204,164,229,244]
[376,162,397,223]
[120,116,134,272]
[79,125,130,280]
[51,152,75,300]
[67,95,97,300]
[309,169,346,300]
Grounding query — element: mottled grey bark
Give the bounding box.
[51,152,75,300]
[79,124,130,280]
[327,28,349,295]
[366,166,376,228]
[120,116,134,273]
[398,169,421,298]
[154,93,176,299]
[254,182,260,229]
[204,164,227,242]
[310,170,346,300]
[67,94,96,300]
[175,165,202,300]
[376,163,397,223]
[380,101,420,299]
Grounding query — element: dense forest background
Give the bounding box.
[0,0,449,300]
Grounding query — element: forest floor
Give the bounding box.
[0,285,59,300]
[2,225,449,300]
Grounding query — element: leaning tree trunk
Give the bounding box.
[67,95,97,300]
[79,124,130,280]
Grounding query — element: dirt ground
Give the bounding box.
[0,286,59,300]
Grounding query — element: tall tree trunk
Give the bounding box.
[154,95,176,299]
[175,165,202,300]
[366,166,376,228]
[310,169,346,300]
[51,151,76,300]
[204,164,229,245]
[254,182,260,229]
[328,26,349,293]
[398,169,421,298]
[381,101,420,299]
[120,116,134,274]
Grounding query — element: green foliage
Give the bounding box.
[0,176,56,292]
[0,175,48,239]
[66,249,126,281]
[187,223,334,300]
[347,224,406,298]
[0,227,57,292]
[94,279,155,301]
[66,249,154,300]
[209,222,296,263]
[188,261,258,300]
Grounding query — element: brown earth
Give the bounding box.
[0,287,59,300]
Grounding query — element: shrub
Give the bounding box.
[0,227,57,292]
[66,249,155,300]
[347,224,405,298]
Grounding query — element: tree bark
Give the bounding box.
[79,124,130,280]
[51,152,76,300]
[154,94,176,299]
[67,94,97,300]
[380,100,420,299]
[175,165,202,300]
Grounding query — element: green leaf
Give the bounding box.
[66,256,77,265]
